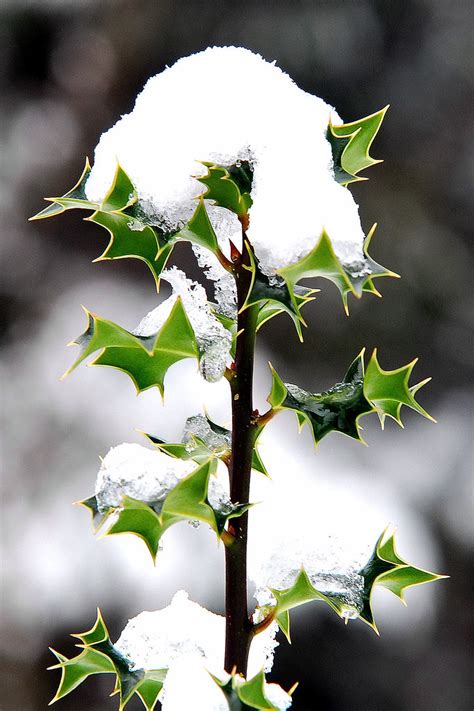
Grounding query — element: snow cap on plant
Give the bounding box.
[83,46,384,277]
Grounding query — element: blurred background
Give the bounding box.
[1,0,472,709]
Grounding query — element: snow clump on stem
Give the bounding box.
[114,591,285,708]
[85,46,366,276]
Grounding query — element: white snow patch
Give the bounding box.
[95,442,194,512]
[85,46,366,274]
[159,656,228,711]
[133,267,232,382]
[115,590,278,676]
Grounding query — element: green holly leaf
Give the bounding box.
[49,646,116,703]
[265,528,445,637]
[82,459,249,560]
[49,610,167,710]
[162,456,252,536]
[255,285,317,333]
[364,349,435,427]
[88,210,173,291]
[65,297,199,396]
[197,161,253,217]
[144,415,269,477]
[267,349,433,445]
[174,197,220,252]
[30,161,176,288]
[279,225,397,314]
[103,496,169,561]
[358,529,447,632]
[29,158,97,220]
[268,351,373,445]
[242,243,314,340]
[103,459,218,560]
[327,106,388,185]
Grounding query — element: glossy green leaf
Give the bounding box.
[104,496,168,561]
[88,210,173,290]
[358,529,447,631]
[49,647,115,703]
[197,161,253,216]
[30,158,97,220]
[49,610,166,710]
[327,106,388,185]
[80,459,249,561]
[279,226,397,313]
[174,197,219,252]
[66,298,199,396]
[267,349,433,445]
[268,351,373,445]
[30,161,176,288]
[364,349,435,427]
[145,415,269,477]
[242,243,313,340]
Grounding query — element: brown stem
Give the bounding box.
[224,239,259,676]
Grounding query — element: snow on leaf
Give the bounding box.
[80,458,249,560]
[64,297,199,396]
[278,226,396,314]
[49,610,166,710]
[216,670,293,710]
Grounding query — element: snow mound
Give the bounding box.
[115,590,278,677]
[95,443,194,513]
[85,46,366,275]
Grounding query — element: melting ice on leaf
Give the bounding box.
[49,609,167,710]
[327,106,388,185]
[144,413,269,477]
[267,349,433,445]
[264,529,444,640]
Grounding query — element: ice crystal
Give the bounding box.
[95,443,194,513]
[133,267,232,382]
[85,46,366,275]
[183,414,231,454]
[193,244,237,318]
[114,590,278,677]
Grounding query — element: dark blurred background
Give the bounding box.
[1,1,473,709]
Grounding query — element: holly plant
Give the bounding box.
[31,65,446,710]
